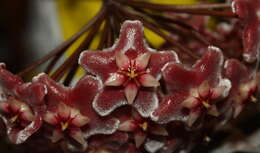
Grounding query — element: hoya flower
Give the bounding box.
[223,59,257,118]
[152,46,231,126]
[233,0,260,62]
[0,63,46,144]
[34,74,119,150]
[117,109,168,148]
[79,20,179,117]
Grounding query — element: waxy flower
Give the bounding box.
[34,74,119,150]
[117,109,168,148]
[233,0,260,62]
[223,59,257,118]
[0,63,46,144]
[152,46,231,126]
[79,20,179,117]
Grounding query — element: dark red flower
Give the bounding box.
[0,63,46,144]
[223,59,257,118]
[117,109,168,148]
[233,0,260,62]
[34,73,119,150]
[152,46,231,126]
[79,20,179,117]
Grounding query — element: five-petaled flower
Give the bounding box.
[34,73,119,151]
[233,0,260,62]
[152,46,231,126]
[117,109,168,148]
[79,20,179,118]
[0,63,46,144]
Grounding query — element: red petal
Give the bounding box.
[34,73,69,111]
[234,0,260,62]
[223,59,256,117]
[116,52,130,70]
[125,83,138,105]
[93,88,127,116]
[7,115,43,144]
[79,50,117,82]
[135,53,151,71]
[139,74,160,87]
[162,63,195,93]
[71,75,100,114]
[16,81,47,106]
[149,51,179,79]
[152,93,188,124]
[115,20,146,54]
[193,46,223,86]
[118,120,138,132]
[105,73,126,86]
[0,66,23,92]
[133,90,158,118]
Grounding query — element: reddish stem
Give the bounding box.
[115,0,237,17]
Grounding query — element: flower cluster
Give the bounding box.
[0,14,258,153]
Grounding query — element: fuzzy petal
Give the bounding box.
[79,50,117,82]
[116,52,130,70]
[105,73,126,86]
[118,120,137,132]
[93,88,127,116]
[71,113,89,127]
[0,66,23,92]
[149,51,179,78]
[71,75,100,115]
[115,20,146,53]
[234,0,260,62]
[43,111,58,125]
[125,83,138,105]
[8,116,43,144]
[223,59,256,118]
[139,74,160,87]
[135,53,151,71]
[34,73,69,110]
[152,93,188,124]
[193,46,223,86]
[134,90,158,118]
[162,63,195,93]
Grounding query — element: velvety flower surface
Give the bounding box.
[34,73,119,150]
[223,59,257,118]
[79,20,179,117]
[233,0,260,62]
[152,46,231,126]
[117,108,168,148]
[0,63,46,144]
